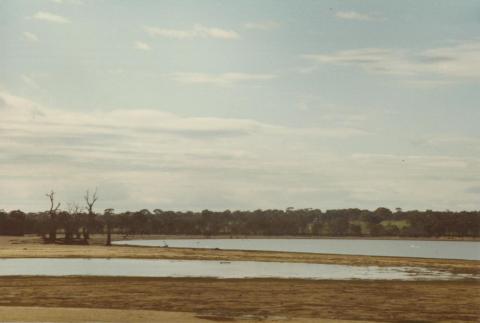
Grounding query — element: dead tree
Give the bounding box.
[46,190,61,243]
[83,188,98,242]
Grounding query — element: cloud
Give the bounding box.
[170,72,277,86]
[21,75,40,89]
[134,41,151,51]
[417,135,480,155]
[303,40,480,80]
[244,21,280,30]
[352,153,471,169]
[1,90,478,212]
[32,11,70,24]
[335,11,385,22]
[0,90,360,140]
[465,186,480,194]
[144,24,239,40]
[51,0,84,5]
[23,32,39,42]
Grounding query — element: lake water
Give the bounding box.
[114,238,480,260]
[0,258,475,280]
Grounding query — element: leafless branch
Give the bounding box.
[46,190,61,214]
[84,188,99,215]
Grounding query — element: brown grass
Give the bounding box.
[0,276,478,322]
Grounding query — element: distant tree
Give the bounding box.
[0,210,25,236]
[374,207,393,220]
[349,224,362,236]
[0,203,479,238]
[369,223,386,236]
[327,215,350,236]
[45,190,61,242]
[104,208,114,246]
[64,203,83,243]
[384,224,400,236]
[83,188,99,242]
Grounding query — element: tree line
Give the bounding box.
[0,191,479,243]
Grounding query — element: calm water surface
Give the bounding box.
[0,258,475,280]
[114,239,480,260]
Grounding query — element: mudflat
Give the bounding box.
[0,277,478,322]
[1,235,478,275]
[0,306,372,323]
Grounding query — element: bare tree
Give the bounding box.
[85,189,98,215]
[46,190,61,242]
[83,188,98,242]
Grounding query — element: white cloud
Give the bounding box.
[303,40,480,80]
[32,11,70,24]
[23,32,39,42]
[335,11,385,22]
[170,72,277,86]
[1,90,478,212]
[0,90,372,210]
[244,21,280,30]
[134,41,151,51]
[144,24,239,40]
[0,90,359,139]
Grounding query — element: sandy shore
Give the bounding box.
[0,306,372,323]
[0,277,478,322]
[1,235,478,275]
[111,234,480,241]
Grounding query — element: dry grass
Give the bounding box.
[0,277,478,322]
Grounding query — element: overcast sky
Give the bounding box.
[1,0,479,212]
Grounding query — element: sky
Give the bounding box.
[0,0,479,212]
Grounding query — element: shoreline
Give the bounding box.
[113,234,480,242]
[1,235,478,275]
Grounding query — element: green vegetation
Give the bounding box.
[381,220,409,229]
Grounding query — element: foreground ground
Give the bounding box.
[1,235,479,322]
[0,307,370,323]
[1,235,478,275]
[0,277,478,322]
